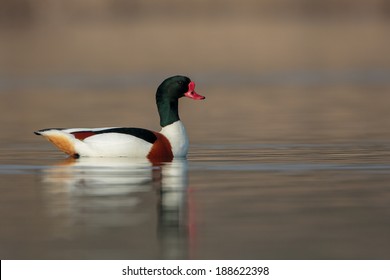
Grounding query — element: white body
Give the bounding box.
[39,121,189,158]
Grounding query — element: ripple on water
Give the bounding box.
[1,141,390,259]
[189,142,390,173]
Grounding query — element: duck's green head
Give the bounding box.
[156,75,205,127]
[156,75,205,102]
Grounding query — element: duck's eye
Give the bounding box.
[177,81,184,85]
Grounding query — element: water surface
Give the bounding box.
[1,140,389,259]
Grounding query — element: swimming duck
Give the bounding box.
[34,75,205,161]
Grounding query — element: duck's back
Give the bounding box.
[35,127,174,161]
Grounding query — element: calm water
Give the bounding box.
[1,140,390,259]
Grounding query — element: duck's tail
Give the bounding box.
[35,129,78,157]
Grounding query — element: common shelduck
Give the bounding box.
[34,75,205,161]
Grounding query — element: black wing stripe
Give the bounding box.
[93,127,157,144]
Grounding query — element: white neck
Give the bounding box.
[160,121,189,158]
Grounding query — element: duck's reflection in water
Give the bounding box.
[41,157,191,259]
[157,159,191,259]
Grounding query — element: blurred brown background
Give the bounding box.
[0,0,390,144]
[1,0,390,74]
